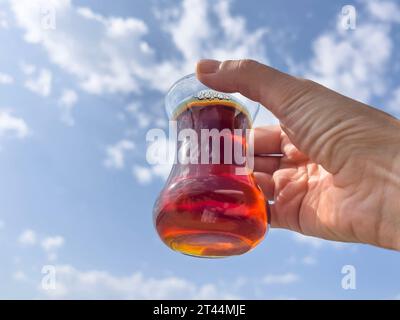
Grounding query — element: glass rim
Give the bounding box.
[165,73,260,121]
[167,72,197,93]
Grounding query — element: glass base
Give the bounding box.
[165,231,259,258]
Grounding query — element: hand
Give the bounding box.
[196,59,400,250]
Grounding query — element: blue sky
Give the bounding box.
[0,0,399,299]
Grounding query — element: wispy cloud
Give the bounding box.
[104,139,135,169]
[293,233,349,250]
[11,0,269,95]
[41,236,64,252]
[41,236,65,261]
[18,229,65,261]
[37,264,238,299]
[365,0,400,23]
[13,271,27,281]
[58,89,78,126]
[305,25,391,103]
[18,229,37,246]
[11,0,153,95]
[0,110,29,139]
[302,0,400,104]
[147,0,269,91]
[293,233,325,249]
[263,273,300,285]
[24,68,52,97]
[132,165,153,185]
[133,135,174,184]
[302,255,317,266]
[132,163,171,185]
[0,72,14,84]
[286,254,317,266]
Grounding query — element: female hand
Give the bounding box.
[196,59,400,250]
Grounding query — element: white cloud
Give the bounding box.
[0,110,29,139]
[106,16,148,39]
[132,163,171,185]
[293,233,349,250]
[18,230,65,260]
[132,135,175,184]
[296,0,400,105]
[12,227,239,299]
[305,22,392,103]
[0,220,4,229]
[58,89,78,126]
[293,233,325,249]
[58,89,78,107]
[18,229,37,246]
[40,236,65,261]
[166,0,211,62]
[104,139,135,169]
[11,0,153,95]
[151,162,171,180]
[263,273,300,285]
[365,0,400,23]
[24,68,52,97]
[147,0,269,91]
[0,72,14,84]
[132,165,153,184]
[11,0,268,94]
[38,265,237,299]
[18,229,65,261]
[41,236,64,252]
[126,103,151,129]
[302,255,317,266]
[286,254,317,266]
[13,271,27,281]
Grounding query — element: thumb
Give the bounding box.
[196,59,302,119]
[196,59,387,174]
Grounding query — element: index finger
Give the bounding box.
[254,125,282,155]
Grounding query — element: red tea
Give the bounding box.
[153,98,268,257]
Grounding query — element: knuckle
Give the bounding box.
[236,59,259,72]
[230,59,261,97]
[219,59,235,71]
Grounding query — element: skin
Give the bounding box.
[196,59,400,251]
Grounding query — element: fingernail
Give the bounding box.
[197,59,221,74]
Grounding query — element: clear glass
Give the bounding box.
[165,73,260,120]
[153,73,268,258]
